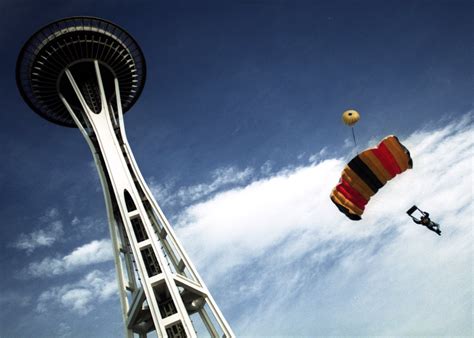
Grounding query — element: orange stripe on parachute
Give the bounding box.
[341,166,374,200]
[330,189,363,216]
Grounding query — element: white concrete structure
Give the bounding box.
[16,17,234,338]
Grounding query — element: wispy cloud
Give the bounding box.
[68,215,108,237]
[259,160,273,175]
[13,208,63,254]
[150,166,254,207]
[308,147,327,163]
[57,322,72,338]
[174,114,473,336]
[0,292,31,308]
[36,269,117,315]
[25,239,113,278]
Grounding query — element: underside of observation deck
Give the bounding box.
[16,16,146,127]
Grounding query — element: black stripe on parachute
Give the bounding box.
[347,156,384,193]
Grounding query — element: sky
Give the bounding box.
[0,1,472,337]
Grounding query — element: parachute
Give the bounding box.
[330,135,413,220]
[342,109,360,145]
[342,109,360,126]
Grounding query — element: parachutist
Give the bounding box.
[407,206,442,236]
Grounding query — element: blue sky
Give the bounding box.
[0,1,472,337]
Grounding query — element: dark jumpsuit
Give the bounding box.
[413,212,441,235]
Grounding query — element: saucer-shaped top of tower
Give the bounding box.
[16,16,146,127]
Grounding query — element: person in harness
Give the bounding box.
[406,206,442,236]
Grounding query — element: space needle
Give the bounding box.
[16,17,234,338]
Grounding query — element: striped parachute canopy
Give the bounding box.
[330,135,413,220]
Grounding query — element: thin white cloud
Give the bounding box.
[308,146,328,163]
[343,136,354,149]
[36,269,117,315]
[297,152,306,160]
[174,114,472,336]
[13,208,63,254]
[68,215,108,236]
[0,292,31,308]
[25,239,113,278]
[71,217,80,226]
[57,322,72,338]
[150,166,254,207]
[259,160,273,175]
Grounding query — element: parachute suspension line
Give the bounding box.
[351,126,357,146]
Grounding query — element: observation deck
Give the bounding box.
[16,16,146,127]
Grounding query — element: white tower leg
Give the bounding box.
[58,60,235,338]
